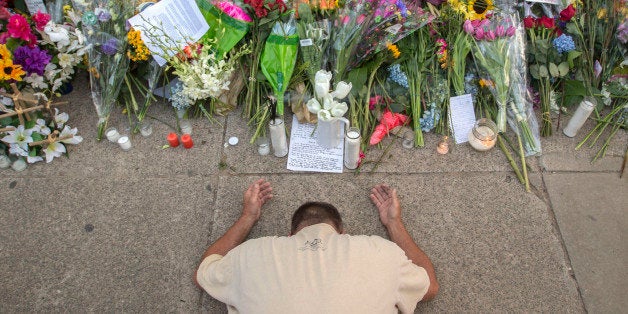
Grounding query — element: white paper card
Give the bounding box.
[449,94,476,144]
[25,0,46,14]
[526,0,559,4]
[128,0,209,66]
[287,115,344,173]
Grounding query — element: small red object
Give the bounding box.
[181,134,193,149]
[167,133,179,147]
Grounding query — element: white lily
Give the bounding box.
[27,155,43,163]
[314,70,332,98]
[59,125,83,145]
[54,108,69,128]
[306,98,321,114]
[1,125,33,151]
[9,143,29,157]
[331,81,352,99]
[44,141,66,163]
[33,119,51,136]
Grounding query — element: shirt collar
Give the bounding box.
[296,223,339,237]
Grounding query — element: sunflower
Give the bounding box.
[0,60,26,81]
[0,44,12,61]
[467,0,494,20]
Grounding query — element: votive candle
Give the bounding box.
[344,127,361,169]
[257,137,270,156]
[105,127,121,143]
[269,118,288,157]
[117,136,132,151]
[0,155,11,169]
[11,158,27,172]
[167,133,179,147]
[468,118,497,151]
[181,134,194,149]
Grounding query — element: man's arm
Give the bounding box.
[194,179,273,287]
[370,184,439,301]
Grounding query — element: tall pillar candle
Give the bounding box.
[269,118,288,157]
[344,127,361,169]
[563,97,596,138]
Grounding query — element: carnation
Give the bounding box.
[12,45,52,76]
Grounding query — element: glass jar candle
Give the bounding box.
[139,120,153,137]
[256,137,270,156]
[105,127,121,143]
[402,130,414,149]
[117,136,132,151]
[269,118,288,157]
[468,118,497,151]
[11,158,27,172]
[0,154,12,169]
[436,136,450,155]
[344,127,361,169]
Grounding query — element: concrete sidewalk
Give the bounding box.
[1,74,626,312]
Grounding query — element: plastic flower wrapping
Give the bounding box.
[196,0,252,58]
[70,0,136,140]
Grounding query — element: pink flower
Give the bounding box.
[593,60,602,78]
[485,30,496,41]
[7,14,33,42]
[471,19,481,28]
[342,15,350,25]
[478,19,490,29]
[369,95,382,110]
[357,14,366,25]
[463,20,474,34]
[32,11,51,31]
[495,25,505,37]
[474,27,485,40]
[505,26,516,37]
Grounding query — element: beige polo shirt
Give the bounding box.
[197,223,430,314]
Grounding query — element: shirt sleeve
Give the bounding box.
[196,253,236,304]
[396,258,431,314]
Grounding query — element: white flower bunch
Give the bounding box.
[1,109,83,163]
[29,21,88,98]
[169,44,249,104]
[306,70,352,121]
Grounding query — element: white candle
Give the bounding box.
[269,118,288,157]
[468,119,497,151]
[563,97,596,137]
[117,136,132,151]
[0,155,11,169]
[257,137,270,156]
[139,121,153,137]
[344,127,361,169]
[11,158,27,172]
[105,127,121,143]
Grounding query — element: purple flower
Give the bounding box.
[100,38,119,55]
[495,25,505,37]
[505,26,516,37]
[617,21,628,44]
[594,60,602,79]
[97,10,111,22]
[474,27,485,40]
[12,46,52,76]
[485,30,496,41]
[463,20,474,34]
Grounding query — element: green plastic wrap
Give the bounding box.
[260,19,299,115]
[196,0,250,58]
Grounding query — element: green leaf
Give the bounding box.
[529,64,540,79]
[539,65,549,78]
[549,63,559,77]
[31,132,44,142]
[558,62,570,77]
[564,79,588,96]
[24,120,36,129]
[567,50,582,68]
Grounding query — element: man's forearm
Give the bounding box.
[199,214,257,260]
[386,220,439,301]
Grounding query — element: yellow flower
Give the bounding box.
[0,44,11,61]
[387,43,401,59]
[479,78,494,88]
[63,5,72,13]
[0,60,26,82]
[127,28,150,62]
[467,0,494,20]
[597,8,607,19]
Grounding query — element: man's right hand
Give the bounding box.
[369,184,402,228]
[242,179,273,222]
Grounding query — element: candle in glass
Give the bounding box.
[436,136,450,154]
[11,158,27,171]
[105,127,121,143]
[344,127,361,169]
[117,136,132,151]
[468,118,497,151]
[167,133,179,147]
[257,137,270,156]
[269,118,288,157]
[0,153,11,169]
[181,134,194,149]
[139,120,153,137]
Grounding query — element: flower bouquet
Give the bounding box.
[71,0,136,140]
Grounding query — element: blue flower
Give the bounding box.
[170,82,191,111]
[419,102,441,132]
[553,34,576,54]
[387,64,409,89]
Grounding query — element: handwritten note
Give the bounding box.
[449,94,476,144]
[128,0,209,66]
[287,116,344,173]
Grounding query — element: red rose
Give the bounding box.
[559,4,576,22]
[523,16,537,29]
[538,16,555,29]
